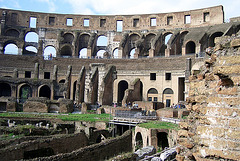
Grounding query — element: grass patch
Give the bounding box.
[0,133,25,141]
[138,121,179,130]
[0,112,111,122]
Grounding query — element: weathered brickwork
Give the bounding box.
[177,35,240,160]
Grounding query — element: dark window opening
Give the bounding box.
[150,73,156,80]
[167,16,173,25]
[44,72,50,79]
[148,97,152,101]
[157,132,169,151]
[100,19,106,27]
[204,12,210,22]
[154,97,158,102]
[49,17,55,25]
[166,73,171,80]
[25,71,31,78]
[11,13,18,24]
[166,99,171,107]
[133,18,139,27]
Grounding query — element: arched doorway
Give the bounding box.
[0,83,11,97]
[157,132,169,151]
[39,85,51,99]
[117,80,128,105]
[163,88,174,107]
[60,45,72,57]
[135,132,143,150]
[97,35,108,46]
[186,41,196,54]
[43,46,56,60]
[19,84,32,103]
[147,88,158,102]
[209,32,223,47]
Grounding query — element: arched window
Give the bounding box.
[59,79,65,84]
[60,45,72,57]
[96,50,106,58]
[97,36,108,46]
[25,46,37,55]
[39,85,51,99]
[4,43,18,55]
[43,46,56,60]
[25,32,38,43]
[163,88,174,94]
[63,33,74,44]
[5,29,20,37]
[186,41,196,54]
[147,88,158,102]
[129,48,136,59]
[113,48,119,58]
[165,33,172,45]
[79,48,87,58]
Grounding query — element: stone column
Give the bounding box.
[34,63,39,79]
[149,49,155,57]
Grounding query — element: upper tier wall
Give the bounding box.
[0,6,224,31]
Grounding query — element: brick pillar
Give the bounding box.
[149,49,155,57]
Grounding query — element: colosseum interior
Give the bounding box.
[0,5,239,161]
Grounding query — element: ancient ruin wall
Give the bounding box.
[177,35,240,160]
[0,6,223,31]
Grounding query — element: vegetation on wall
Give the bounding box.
[138,121,179,130]
[0,112,110,122]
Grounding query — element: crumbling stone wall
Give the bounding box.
[30,130,132,161]
[0,132,88,160]
[177,35,240,160]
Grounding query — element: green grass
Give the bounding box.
[0,112,111,122]
[138,121,179,130]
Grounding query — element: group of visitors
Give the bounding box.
[170,103,185,109]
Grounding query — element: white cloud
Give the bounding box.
[65,0,239,19]
[36,0,57,13]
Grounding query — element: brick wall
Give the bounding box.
[176,35,240,160]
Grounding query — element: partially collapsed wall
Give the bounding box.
[177,34,240,160]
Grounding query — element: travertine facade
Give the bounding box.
[0,6,239,112]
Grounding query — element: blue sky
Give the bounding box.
[0,0,240,21]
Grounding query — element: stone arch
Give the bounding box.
[163,32,173,45]
[59,79,65,83]
[60,45,73,57]
[78,33,90,52]
[163,88,174,107]
[5,28,20,37]
[0,82,11,97]
[185,40,196,54]
[143,33,156,57]
[129,48,136,59]
[209,32,224,47]
[157,132,169,151]
[3,41,18,55]
[96,49,107,58]
[19,84,32,103]
[62,33,74,44]
[147,88,158,102]
[113,48,119,58]
[135,132,143,150]
[25,31,39,43]
[43,46,56,60]
[39,85,51,99]
[79,48,87,58]
[117,80,129,105]
[24,45,38,55]
[178,31,189,55]
[97,35,108,46]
